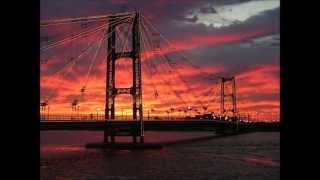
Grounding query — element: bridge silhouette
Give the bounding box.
[40,11,278,145]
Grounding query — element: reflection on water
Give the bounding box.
[41,131,280,180]
[244,156,279,167]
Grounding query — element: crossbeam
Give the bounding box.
[115,87,132,94]
[115,52,132,59]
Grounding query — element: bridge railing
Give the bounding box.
[40,114,147,121]
[40,113,255,122]
[40,114,106,121]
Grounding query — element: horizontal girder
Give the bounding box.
[115,52,133,59]
[114,87,133,95]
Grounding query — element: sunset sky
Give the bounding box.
[40,0,280,121]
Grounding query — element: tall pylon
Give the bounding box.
[220,77,237,118]
[104,12,143,142]
[105,12,143,121]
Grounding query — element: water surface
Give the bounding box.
[41,131,279,180]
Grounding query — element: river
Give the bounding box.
[41,131,279,180]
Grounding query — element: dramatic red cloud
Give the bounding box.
[171,28,275,52]
[41,60,279,121]
[41,23,279,121]
[235,64,279,120]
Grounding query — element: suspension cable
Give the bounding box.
[142,15,222,82]
[79,17,133,97]
[41,15,133,52]
[40,12,135,27]
[41,20,126,80]
[41,30,105,102]
[140,27,189,107]
[82,31,106,89]
[141,22,196,107]
[140,26,181,110]
[41,23,106,51]
[117,18,134,74]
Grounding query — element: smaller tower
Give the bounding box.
[220,77,237,118]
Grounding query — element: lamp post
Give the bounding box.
[170,107,174,120]
[188,106,192,117]
[47,106,50,120]
[77,106,80,120]
[121,108,124,120]
[95,107,101,120]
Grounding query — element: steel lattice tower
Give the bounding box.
[220,77,237,117]
[105,12,143,121]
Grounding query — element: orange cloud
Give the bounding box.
[41,27,279,121]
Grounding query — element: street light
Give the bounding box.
[188,106,192,117]
[77,106,80,120]
[95,107,101,120]
[121,108,124,120]
[170,107,174,120]
[47,106,50,120]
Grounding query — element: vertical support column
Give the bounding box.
[132,12,144,142]
[232,77,237,118]
[232,77,239,132]
[104,16,116,143]
[220,77,225,115]
[106,17,116,121]
[132,12,142,121]
[132,15,137,121]
[220,77,237,119]
[104,12,144,143]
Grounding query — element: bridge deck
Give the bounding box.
[40,120,242,131]
[40,120,279,132]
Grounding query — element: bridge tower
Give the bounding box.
[220,77,237,119]
[104,12,143,143]
[105,11,142,121]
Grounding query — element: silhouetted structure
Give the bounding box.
[105,12,144,143]
[220,77,237,118]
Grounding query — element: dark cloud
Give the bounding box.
[245,34,280,47]
[200,6,217,14]
[184,15,198,23]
